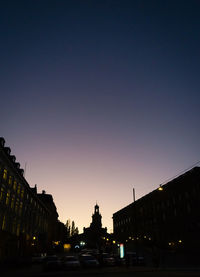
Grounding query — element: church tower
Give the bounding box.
[82,203,108,249]
[90,203,102,229]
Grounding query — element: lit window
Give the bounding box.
[3,169,7,180]
[13,181,17,191]
[8,176,12,185]
[2,215,6,230]
[15,200,19,213]
[17,184,21,195]
[19,202,23,215]
[11,197,15,209]
[16,223,20,236]
[6,191,10,205]
[0,188,4,201]
[21,189,24,199]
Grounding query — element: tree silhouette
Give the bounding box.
[65,219,79,237]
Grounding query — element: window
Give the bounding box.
[13,181,17,191]
[17,184,21,195]
[15,200,19,214]
[187,203,191,213]
[19,202,23,216]
[167,200,170,207]
[6,191,10,205]
[0,187,5,202]
[185,191,189,199]
[12,219,16,235]
[11,197,15,209]
[16,223,20,236]
[21,189,24,199]
[3,169,7,180]
[2,215,6,230]
[162,214,166,221]
[8,176,12,185]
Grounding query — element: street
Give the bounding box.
[2,264,200,277]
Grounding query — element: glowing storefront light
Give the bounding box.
[53,241,60,245]
[120,244,124,258]
[64,244,71,250]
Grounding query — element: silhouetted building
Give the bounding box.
[83,204,107,249]
[0,137,66,262]
[72,204,111,251]
[113,167,200,257]
[37,191,59,251]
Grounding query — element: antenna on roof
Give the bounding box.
[24,162,27,177]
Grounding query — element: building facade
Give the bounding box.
[0,137,66,262]
[113,167,200,255]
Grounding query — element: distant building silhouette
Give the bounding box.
[85,204,104,230]
[83,203,107,249]
[71,204,111,251]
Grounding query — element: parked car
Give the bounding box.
[61,255,80,269]
[135,256,145,266]
[32,253,45,263]
[43,255,62,271]
[113,255,126,266]
[102,253,115,266]
[126,252,145,266]
[79,254,99,268]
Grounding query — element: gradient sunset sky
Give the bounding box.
[1,0,200,233]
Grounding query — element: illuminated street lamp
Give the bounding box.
[158,185,163,191]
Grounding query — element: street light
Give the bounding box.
[158,185,163,191]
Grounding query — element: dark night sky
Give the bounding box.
[1,0,200,232]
